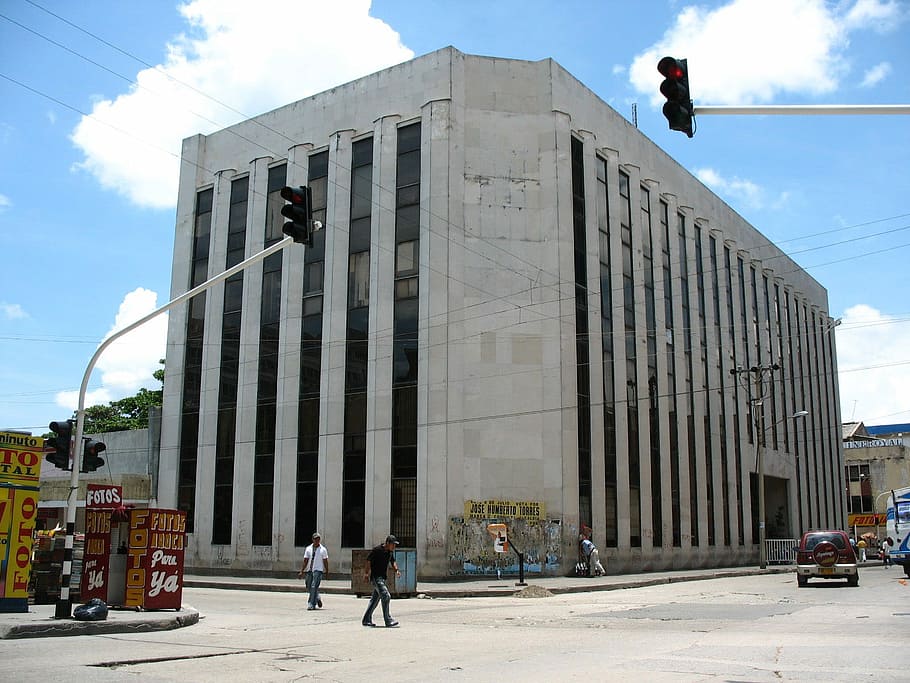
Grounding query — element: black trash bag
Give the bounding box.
[73,598,109,621]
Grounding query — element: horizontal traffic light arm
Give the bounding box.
[692,104,910,115]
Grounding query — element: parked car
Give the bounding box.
[795,530,858,587]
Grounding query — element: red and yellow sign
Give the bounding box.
[125,508,186,610]
[0,432,43,612]
[848,513,886,527]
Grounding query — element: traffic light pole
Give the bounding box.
[55,235,295,618]
[693,104,910,115]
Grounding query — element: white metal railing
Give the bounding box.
[766,538,798,565]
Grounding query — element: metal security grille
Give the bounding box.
[391,478,417,547]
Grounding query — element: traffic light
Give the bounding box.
[82,438,106,473]
[280,185,314,246]
[45,419,73,470]
[657,56,694,137]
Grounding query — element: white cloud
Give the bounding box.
[835,304,910,425]
[70,0,414,210]
[629,0,899,106]
[844,0,903,31]
[56,288,167,411]
[0,193,10,210]
[693,166,791,210]
[1,302,27,319]
[860,61,891,87]
[612,64,626,76]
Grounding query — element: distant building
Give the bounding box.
[158,48,842,577]
[842,421,909,537]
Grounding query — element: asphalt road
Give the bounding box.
[5,566,909,682]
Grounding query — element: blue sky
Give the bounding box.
[1,0,908,435]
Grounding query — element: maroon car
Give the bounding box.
[795,530,859,587]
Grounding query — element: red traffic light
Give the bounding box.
[657,57,685,80]
[280,185,314,246]
[656,56,694,138]
[280,185,308,204]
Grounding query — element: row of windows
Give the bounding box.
[178,125,839,550]
[581,139,840,548]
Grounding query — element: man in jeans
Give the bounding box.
[299,532,329,610]
[362,535,401,628]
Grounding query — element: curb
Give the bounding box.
[183,566,797,599]
[0,606,200,640]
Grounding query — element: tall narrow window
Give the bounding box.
[695,226,714,546]
[295,151,328,546]
[212,175,249,545]
[252,164,287,546]
[571,137,592,528]
[642,186,661,547]
[178,187,212,533]
[391,122,420,547]
[711,236,730,545]
[679,214,698,545]
[596,158,617,547]
[620,172,640,547]
[727,248,744,544]
[661,201,681,547]
[341,137,373,548]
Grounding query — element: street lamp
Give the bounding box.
[755,408,809,568]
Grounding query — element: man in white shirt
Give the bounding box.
[581,534,605,577]
[299,532,329,610]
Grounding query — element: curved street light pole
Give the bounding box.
[55,236,294,619]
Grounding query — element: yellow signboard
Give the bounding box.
[0,431,44,611]
[848,513,886,527]
[0,432,43,487]
[465,499,544,521]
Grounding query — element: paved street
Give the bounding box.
[4,567,909,682]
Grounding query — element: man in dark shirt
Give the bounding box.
[362,535,401,628]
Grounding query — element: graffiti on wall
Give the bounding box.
[448,514,562,576]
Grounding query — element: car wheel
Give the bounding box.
[797,575,807,587]
[847,575,859,587]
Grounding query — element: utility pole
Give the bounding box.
[731,364,779,569]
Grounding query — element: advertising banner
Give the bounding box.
[464,499,545,521]
[80,507,113,602]
[124,508,186,610]
[0,432,43,612]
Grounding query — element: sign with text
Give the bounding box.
[465,499,544,521]
[0,432,43,612]
[86,483,123,509]
[125,508,186,610]
[848,513,887,527]
[80,507,113,602]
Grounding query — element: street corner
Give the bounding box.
[0,604,200,639]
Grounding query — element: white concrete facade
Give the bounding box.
[159,48,844,577]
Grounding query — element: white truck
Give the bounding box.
[885,486,910,577]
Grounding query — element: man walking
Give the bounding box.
[299,532,329,610]
[362,535,401,628]
[580,534,605,577]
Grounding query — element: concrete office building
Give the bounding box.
[158,48,843,577]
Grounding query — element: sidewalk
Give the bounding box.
[1,563,804,639]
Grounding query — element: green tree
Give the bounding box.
[79,360,164,433]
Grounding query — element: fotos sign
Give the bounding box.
[125,508,186,610]
[79,485,125,602]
